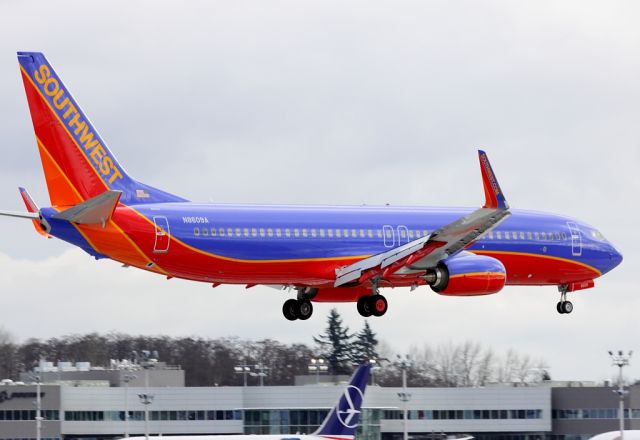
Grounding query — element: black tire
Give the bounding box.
[296,299,313,320]
[562,301,573,314]
[283,299,298,321]
[357,296,373,317]
[556,302,565,314]
[371,295,388,317]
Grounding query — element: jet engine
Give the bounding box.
[425,251,506,296]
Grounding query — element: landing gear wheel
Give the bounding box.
[556,302,564,314]
[283,299,298,321]
[357,296,373,317]
[556,285,573,315]
[561,300,573,314]
[296,299,313,320]
[371,295,388,317]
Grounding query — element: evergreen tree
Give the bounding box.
[352,321,379,364]
[313,308,354,374]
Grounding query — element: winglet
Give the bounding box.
[478,150,509,209]
[19,187,50,237]
[313,362,371,438]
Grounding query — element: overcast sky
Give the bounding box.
[0,0,638,382]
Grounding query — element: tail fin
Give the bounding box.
[313,363,371,438]
[17,52,186,207]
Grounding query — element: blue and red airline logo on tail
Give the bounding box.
[18,52,124,187]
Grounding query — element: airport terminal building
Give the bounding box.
[1,362,639,440]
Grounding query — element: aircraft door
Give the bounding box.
[567,222,582,257]
[153,216,170,253]
[382,225,395,248]
[397,225,410,244]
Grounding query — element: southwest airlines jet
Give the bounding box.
[123,362,371,440]
[0,52,623,320]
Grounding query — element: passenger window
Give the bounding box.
[423,230,429,236]
[311,229,317,238]
[336,229,341,238]
[259,228,265,237]
[243,228,249,237]
[343,229,349,237]
[408,230,414,239]
[285,228,291,237]
[319,229,325,237]
[202,228,209,237]
[294,229,300,237]
[194,227,200,236]
[276,228,282,237]
[541,232,547,240]
[251,228,257,237]
[488,231,494,239]
[399,229,407,239]
[367,229,373,238]
[534,232,539,240]
[219,228,225,237]
[562,232,567,240]
[505,231,510,239]
[526,232,532,240]
[548,232,553,240]
[351,229,357,238]
[377,230,383,238]
[227,228,233,237]
[496,231,502,239]
[211,228,217,237]
[359,229,365,238]
[555,232,561,240]
[235,228,241,237]
[327,229,333,238]
[385,229,392,238]
[520,232,525,240]
[302,228,308,237]
[267,228,273,237]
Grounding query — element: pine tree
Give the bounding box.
[313,308,354,374]
[352,320,379,364]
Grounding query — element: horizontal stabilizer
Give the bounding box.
[53,190,122,226]
[0,210,39,220]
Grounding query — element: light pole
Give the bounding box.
[396,355,412,440]
[252,363,269,386]
[609,350,632,440]
[308,358,328,384]
[138,351,157,440]
[35,375,42,440]
[234,364,252,387]
[123,373,137,438]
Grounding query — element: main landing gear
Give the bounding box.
[357,284,388,317]
[282,287,317,321]
[556,284,573,314]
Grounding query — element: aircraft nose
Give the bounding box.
[608,246,623,270]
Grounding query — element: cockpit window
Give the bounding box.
[590,229,606,241]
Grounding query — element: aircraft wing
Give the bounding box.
[334,150,510,287]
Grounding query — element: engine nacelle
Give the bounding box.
[429,252,506,296]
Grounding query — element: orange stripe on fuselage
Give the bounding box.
[471,250,601,284]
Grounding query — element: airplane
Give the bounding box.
[121,362,371,440]
[0,52,623,320]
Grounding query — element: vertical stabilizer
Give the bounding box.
[313,363,371,438]
[17,52,186,207]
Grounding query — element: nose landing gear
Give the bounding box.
[556,284,573,314]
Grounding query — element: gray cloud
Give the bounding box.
[0,0,638,380]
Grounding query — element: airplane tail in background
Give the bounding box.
[17,52,186,208]
[313,363,371,439]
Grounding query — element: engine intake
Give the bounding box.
[427,252,506,296]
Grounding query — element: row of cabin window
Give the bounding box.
[193,227,430,239]
[483,230,567,242]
